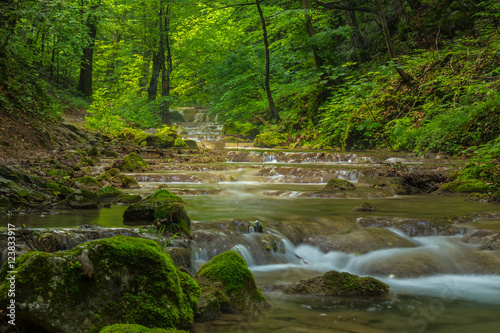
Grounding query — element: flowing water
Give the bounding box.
[2,120,500,332]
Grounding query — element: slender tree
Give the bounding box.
[78,0,101,97]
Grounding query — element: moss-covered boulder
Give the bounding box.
[74,176,102,191]
[147,126,187,149]
[66,189,100,209]
[0,236,200,333]
[194,251,269,320]
[113,193,142,204]
[45,182,73,196]
[87,147,100,157]
[222,121,260,140]
[115,152,148,172]
[102,149,119,157]
[253,131,287,148]
[100,324,188,333]
[0,177,50,203]
[353,202,379,212]
[184,140,198,150]
[123,190,190,235]
[284,270,389,297]
[120,175,140,189]
[324,178,356,190]
[96,186,123,201]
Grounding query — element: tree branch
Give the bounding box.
[312,0,377,15]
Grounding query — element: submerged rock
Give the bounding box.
[123,189,190,235]
[66,189,100,209]
[0,236,200,333]
[353,202,379,212]
[357,217,458,237]
[194,251,269,321]
[284,270,389,297]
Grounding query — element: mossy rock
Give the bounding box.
[102,149,119,157]
[120,175,140,189]
[151,126,185,149]
[184,140,198,149]
[113,193,142,204]
[80,157,96,167]
[74,176,102,191]
[0,195,10,215]
[0,177,50,203]
[100,324,188,333]
[87,147,100,156]
[0,236,200,333]
[96,186,123,200]
[253,131,287,148]
[66,189,100,209]
[37,232,60,252]
[353,202,379,212]
[46,168,70,179]
[284,270,389,297]
[0,165,32,183]
[108,168,121,177]
[194,251,269,315]
[440,179,492,193]
[45,182,73,196]
[173,137,188,148]
[123,190,190,235]
[116,152,148,172]
[324,178,356,191]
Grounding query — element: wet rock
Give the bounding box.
[324,178,356,190]
[184,140,198,150]
[114,152,148,172]
[194,251,269,321]
[99,324,188,333]
[0,195,9,215]
[304,227,416,255]
[123,189,190,235]
[101,149,118,157]
[357,217,458,237]
[66,189,100,209]
[353,202,379,212]
[465,192,500,203]
[113,193,142,204]
[119,174,140,189]
[463,229,500,250]
[74,176,101,191]
[0,236,200,333]
[164,247,192,270]
[284,270,389,297]
[0,176,50,204]
[37,232,59,252]
[96,186,123,201]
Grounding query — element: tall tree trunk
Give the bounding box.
[393,0,406,21]
[160,1,173,124]
[148,52,162,100]
[374,0,413,84]
[301,0,323,68]
[77,3,99,97]
[256,0,280,122]
[342,1,369,63]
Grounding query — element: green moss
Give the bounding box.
[173,137,187,147]
[0,177,50,202]
[46,168,70,179]
[87,147,100,156]
[66,189,100,209]
[148,189,183,202]
[253,131,287,148]
[108,168,121,177]
[222,121,260,140]
[100,324,188,333]
[96,186,123,199]
[0,236,199,332]
[102,149,119,157]
[194,251,266,309]
[75,176,102,191]
[117,152,148,172]
[324,178,356,190]
[113,193,142,204]
[440,179,492,193]
[45,182,73,195]
[80,157,96,167]
[153,126,185,148]
[121,175,139,189]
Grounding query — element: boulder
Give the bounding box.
[324,178,356,191]
[284,270,389,297]
[74,176,101,191]
[123,190,190,235]
[0,236,200,333]
[66,189,100,209]
[194,251,269,321]
[353,202,379,212]
[115,152,148,172]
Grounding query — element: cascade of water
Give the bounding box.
[231,244,256,267]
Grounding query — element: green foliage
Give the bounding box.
[254,131,288,148]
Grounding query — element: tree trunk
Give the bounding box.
[77,3,99,97]
[342,1,369,63]
[160,1,173,124]
[393,0,406,21]
[374,0,413,84]
[301,0,323,68]
[256,0,280,122]
[148,52,162,100]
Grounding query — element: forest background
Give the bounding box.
[0,0,499,191]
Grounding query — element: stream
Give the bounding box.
[1,113,499,332]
